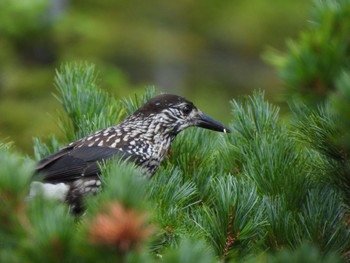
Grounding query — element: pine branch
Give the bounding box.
[0,149,35,261]
[295,186,350,255]
[229,90,280,140]
[162,238,217,263]
[290,101,343,161]
[147,166,198,252]
[263,196,298,251]
[227,92,310,209]
[32,135,61,160]
[22,197,77,263]
[265,243,342,263]
[290,100,350,204]
[265,0,350,101]
[192,176,266,261]
[54,62,125,141]
[90,158,148,211]
[222,207,240,260]
[330,71,350,155]
[0,141,12,151]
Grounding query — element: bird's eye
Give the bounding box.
[181,104,192,114]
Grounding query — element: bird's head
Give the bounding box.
[134,94,231,135]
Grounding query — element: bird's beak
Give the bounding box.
[196,111,231,133]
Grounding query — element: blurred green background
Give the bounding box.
[0,0,310,154]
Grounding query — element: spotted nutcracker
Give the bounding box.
[30,94,230,213]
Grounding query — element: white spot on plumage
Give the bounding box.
[83,179,99,187]
[107,134,116,142]
[154,123,161,133]
[110,138,121,148]
[103,129,111,136]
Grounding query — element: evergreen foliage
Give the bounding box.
[54,62,125,142]
[1,0,350,261]
[266,0,350,102]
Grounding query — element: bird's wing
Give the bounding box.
[35,145,138,183]
[36,145,75,170]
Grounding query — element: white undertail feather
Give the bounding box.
[29,182,69,201]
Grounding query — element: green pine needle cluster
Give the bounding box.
[54,62,127,142]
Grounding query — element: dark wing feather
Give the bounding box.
[36,145,74,170]
[35,145,138,183]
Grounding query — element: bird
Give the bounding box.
[30,94,230,213]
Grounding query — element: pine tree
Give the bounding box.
[1,0,350,262]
